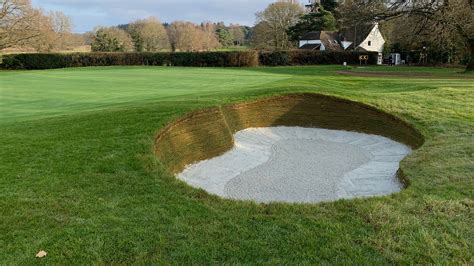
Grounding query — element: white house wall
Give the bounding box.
[357,23,385,53]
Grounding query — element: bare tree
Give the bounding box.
[168,21,220,52]
[168,21,196,52]
[30,10,55,52]
[37,11,72,51]
[49,10,71,34]
[1,1,74,52]
[91,27,134,52]
[201,22,221,51]
[128,17,170,52]
[0,0,41,50]
[431,0,474,70]
[255,0,304,49]
[51,11,80,51]
[337,0,474,70]
[228,24,245,46]
[251,21,274,49]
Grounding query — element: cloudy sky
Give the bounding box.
[31,0,278,33]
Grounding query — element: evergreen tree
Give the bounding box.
[216,28,234,47]
[287,9,337,42]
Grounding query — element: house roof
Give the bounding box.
[300,43,322,50]
[355,46,369,52]
[300,31,344,51]
[300,31,323,40]
[341,24,375,49]
[321,32,344,51]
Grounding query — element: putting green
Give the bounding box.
[0,66,290,123]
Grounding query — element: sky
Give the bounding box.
[31,0,278,33]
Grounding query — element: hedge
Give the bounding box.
[0,50,378,70]
[259,50,379,66]
[0,51,259,70]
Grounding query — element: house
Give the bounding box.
[298,31,344,51]
[299,23,386,64]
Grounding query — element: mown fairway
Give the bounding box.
[0,66,473,263]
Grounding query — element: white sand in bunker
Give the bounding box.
[177,127,412,204]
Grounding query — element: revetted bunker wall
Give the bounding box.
[155,93,424,174]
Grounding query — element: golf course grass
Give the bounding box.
[0,65,473,263]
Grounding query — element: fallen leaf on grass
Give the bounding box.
[36,250,47,258]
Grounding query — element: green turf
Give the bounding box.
[0,66,473,264]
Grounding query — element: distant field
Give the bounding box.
[0,65,473,264]
[217,45,250,51]
[1,45,92,55]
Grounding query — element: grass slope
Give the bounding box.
[0,66,473,264]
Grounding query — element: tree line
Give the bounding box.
[1,0,472,69]
[1,0,83,52]
[1,1,250,53]
[92,19,249,52]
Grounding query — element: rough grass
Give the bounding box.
[0,65,473,264]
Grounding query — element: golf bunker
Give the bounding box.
[155,94,424,204]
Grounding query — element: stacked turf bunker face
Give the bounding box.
[155,93,424,203]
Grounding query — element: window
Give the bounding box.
[368,41,372,46]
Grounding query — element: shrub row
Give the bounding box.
[0,50,378,70]
[259,50,379,66]
[0,51,260,70]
